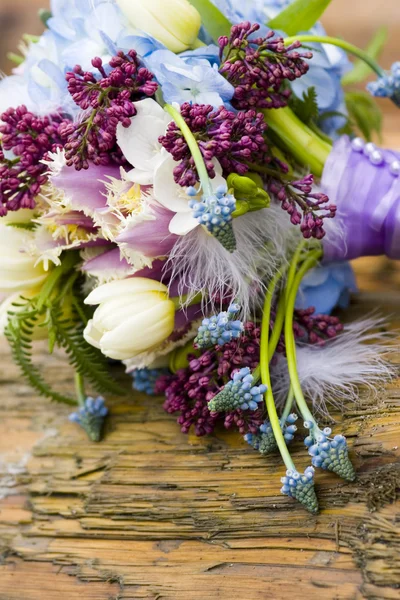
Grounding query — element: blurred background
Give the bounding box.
[0,0,399,292]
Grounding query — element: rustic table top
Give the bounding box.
[0,290,399,600]
[0,1,400,598]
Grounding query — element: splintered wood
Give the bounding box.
[0,291,399,600]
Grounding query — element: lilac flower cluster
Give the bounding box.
[155,321,263,436]
[0,105,68,214]
[159,103,269,186]
[269,174,337,239]
[273,307,344,354]
[218,22,312,110]
[294,308,344,346]
[60,50,158,170]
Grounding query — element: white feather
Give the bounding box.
[271,316,397,418]
[165,205,296,318]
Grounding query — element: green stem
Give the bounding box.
[284,249,323,429]
[284,35,385,78]
[74,372,86,407]
[37,252,80,312]
[164,104,212,196]
[281,386,295,424]
[262,107,332,177]
[260,270,296,471]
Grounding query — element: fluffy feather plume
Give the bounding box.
[165,205,295,318]
[272,316,396,417]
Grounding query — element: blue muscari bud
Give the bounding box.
[280,466,319,514]
[69,396,108,442]
[367,62,400,107]
[132,368,169,395]
[189,186,237,252]
[244,413,298,455]
[306,429,356,482]
[208,367,267,413]
[195,303,244,349]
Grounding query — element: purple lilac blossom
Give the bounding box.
[60,51,158,170]
[159,103,269,186]
[0,106,70,214]
[218,22,312,110]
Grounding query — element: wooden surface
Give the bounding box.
[0,289,399,600]
[0,1,400,599]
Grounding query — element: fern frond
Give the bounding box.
[5,313,76,405]
[50,306,126,397]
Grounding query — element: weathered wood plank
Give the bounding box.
[0,291,399,599]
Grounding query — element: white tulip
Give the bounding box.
[84,278,175,360]
[115,0,201,53]
[0,224,48,293]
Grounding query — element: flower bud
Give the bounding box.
[84,278,175,360]
[0,224,48,293]
[115,0,201,53]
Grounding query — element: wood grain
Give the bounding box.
[0,290,399,599]
[0,2,400,599]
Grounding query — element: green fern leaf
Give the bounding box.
[50,307,126,397]
[5,313,75,405]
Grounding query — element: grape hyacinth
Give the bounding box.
[69,396,108,442]
[280,466,319,513]
[218,22,312,110]
[61,50,158,170]
[0,106,69,214]
[132,368,170,396]
[159,103,269,187]
[156,321,263,436]
[367,62,400,108]
[207,367,267,412]
[195,303,243,349]
[244,413,298,455]
[269,174,337,239]
[188,186,237,252]
[304,425,356,481]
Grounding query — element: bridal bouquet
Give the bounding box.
[1,0,399,513]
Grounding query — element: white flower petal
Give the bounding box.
[169,211,199,235]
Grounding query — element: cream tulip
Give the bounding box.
[0,224,48,293]
[84,278,175,360]
[115,0,201,53]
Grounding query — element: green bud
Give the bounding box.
[228,173,270,218]
[39,9,52,27]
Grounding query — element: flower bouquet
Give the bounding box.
[1,0,399,513]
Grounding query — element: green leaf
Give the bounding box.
[38,9,52,27]
[289,87,319,125]
[268,0,332,35]
[6,221,37,231]
[188,0,232,41]
[345,91,382,141]
[342,27,388,86]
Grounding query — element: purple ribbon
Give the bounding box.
[322,136,400,260]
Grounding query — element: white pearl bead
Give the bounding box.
[390,160,400,176]
[351,137,365,152]
[370,150,384,166]
[364,142,376,156]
